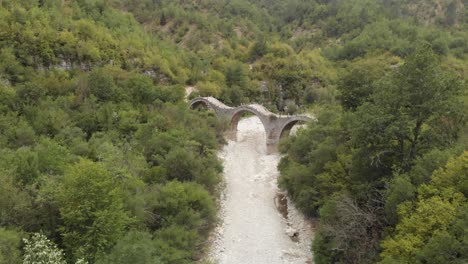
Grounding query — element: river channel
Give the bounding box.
[208,116,314,264]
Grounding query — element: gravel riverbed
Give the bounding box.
[208,117,314,264]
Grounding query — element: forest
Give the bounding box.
[0,0,466,263]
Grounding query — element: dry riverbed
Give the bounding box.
[208,117,314,264]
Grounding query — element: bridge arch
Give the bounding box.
[188,97,313,146]
[229,107,269,135]
[189,98,212,110]
[279,118,308,140]
[191,100,210,110]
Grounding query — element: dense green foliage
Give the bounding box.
[0,0,466,263]
[280,43,466,264]
[380,152,468,264]
[0,1,225,263]
[279,35,466,264]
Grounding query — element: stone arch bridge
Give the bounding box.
[190,97,313,146]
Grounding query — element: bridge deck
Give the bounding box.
[198,97,311,120]
[190,97,314,145]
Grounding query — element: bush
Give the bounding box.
[153,225,200,264]
[96,231,163,264]
[0,228,22,264]
[145,181,216,233]
[23,233,66,264]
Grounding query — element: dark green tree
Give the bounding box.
[352,43,464,177]
[57,159,131,262]
[0,228,22,264]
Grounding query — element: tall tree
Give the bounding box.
[57,160,131,262]
[352,42,464,179]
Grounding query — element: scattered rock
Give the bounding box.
[285,227,299,238]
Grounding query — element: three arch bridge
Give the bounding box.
[190,97,313,146]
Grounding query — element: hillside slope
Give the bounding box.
[0,0,466,263]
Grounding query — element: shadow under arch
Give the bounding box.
[279,118,307,140]
[190,100,211,110]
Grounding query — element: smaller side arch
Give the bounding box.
[279,118,308,140]
[189,98,211,110]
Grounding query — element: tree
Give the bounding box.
[153,225,199,264]
[88,68,115,102]
[143,181,215,232]
[313,194,383,264]
[380,152,468,264]
[13,147,40,186]
[384,174,415,226]
[96,231,162,264]
[0,171,33,229]
[35,137,72,176]
[248,35,267,60]
[57,159,131,262]
[225,62,247,89]
[337,58,387,110]
[278,106,351,216]
[0,228,22,264]
[124,74,155,104]
[161,147,201,182]
[352,43,464,177]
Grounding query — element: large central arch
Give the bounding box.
[189,97,314,146]
[229,107,269,134]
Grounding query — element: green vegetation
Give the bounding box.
[285,44,466,264]
[380,152,468,264]
[277,18,466,264]
[0,0,466,263]
[0,1,225,263]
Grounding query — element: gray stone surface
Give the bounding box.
[190,97,314,145]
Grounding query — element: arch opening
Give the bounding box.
[190,100,210,111]
[228,109,269,144]
[279,119,306,140]
[229,109,267,135]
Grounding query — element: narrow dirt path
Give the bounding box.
[209,117,314,264]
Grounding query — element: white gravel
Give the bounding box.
[208,117,314,264]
